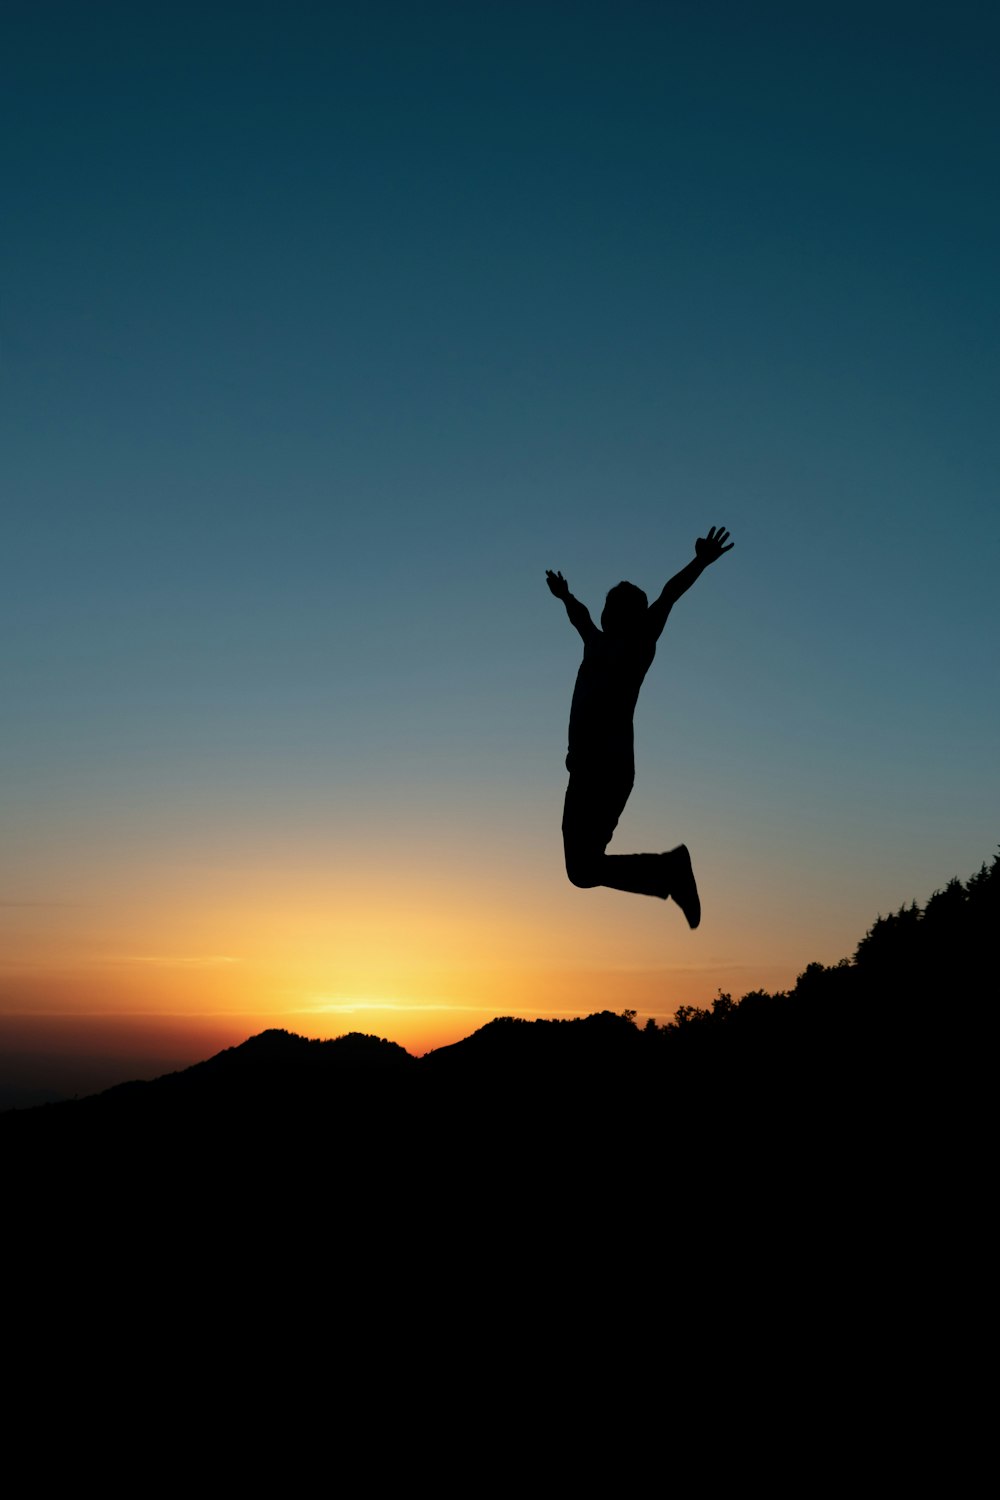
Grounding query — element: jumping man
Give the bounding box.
[546,526,734,928]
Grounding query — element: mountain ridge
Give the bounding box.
[5,849,995,1151]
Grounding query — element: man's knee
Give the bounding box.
[565,849,600,889]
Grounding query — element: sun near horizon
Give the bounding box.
[0,835,835,1104]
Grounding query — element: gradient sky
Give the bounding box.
[3,1,998,1099]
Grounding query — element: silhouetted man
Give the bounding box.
[546,526,733,927]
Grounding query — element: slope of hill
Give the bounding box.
[5,850,995,1162]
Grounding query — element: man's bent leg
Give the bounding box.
[562,765,699,909]
[562,770,621,888]
[562,764,669,898]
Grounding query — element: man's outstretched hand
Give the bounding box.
[546,569,570,600]
[695,526,734,565]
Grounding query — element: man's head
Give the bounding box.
[601,581,648,637]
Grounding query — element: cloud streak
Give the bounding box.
[103,955,242,968]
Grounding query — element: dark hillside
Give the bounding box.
[6,851,995,1182]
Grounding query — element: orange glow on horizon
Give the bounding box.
[0,837,830,1097]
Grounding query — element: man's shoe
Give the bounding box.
[667,844,701,929]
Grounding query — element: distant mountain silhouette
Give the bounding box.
[6,849,995,1178]
[422,1009,644,1073]
[101,1026,415,1103]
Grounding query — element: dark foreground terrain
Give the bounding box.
[7,855,991,1432]
[7,853,993,1248]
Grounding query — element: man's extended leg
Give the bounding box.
[562,766,699,921]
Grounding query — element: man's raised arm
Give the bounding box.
[647,526,733,640]
[546,569,596,642]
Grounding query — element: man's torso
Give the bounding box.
[567,630,656,769]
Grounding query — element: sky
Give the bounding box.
[3,0,998,1102]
